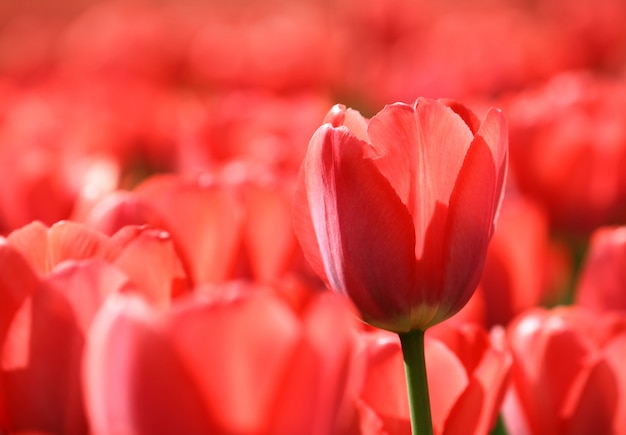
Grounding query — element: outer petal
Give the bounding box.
[292,167,330,286]
[439,126,502,323]
[303,124,418,331]
[562,358,617,435]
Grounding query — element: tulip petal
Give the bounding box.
[80,191,164,236]
[358,334,409,423]
[562,358,617,435]
[440,135,498,319]
[475,108,508,220]
[6,221,109,276]
[426,338,469,435]
[167,290,304,433]
[292,168,330,285]
[0,243,39,348]
[304,124,418,330]
[323,104,370,142]
[604,333,626,433]
[2,260,128,435]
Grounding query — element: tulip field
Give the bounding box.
[1,0,626,434]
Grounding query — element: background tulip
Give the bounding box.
[84,284,361,435]
[355,323,512,435]
[575,226,626,313]
[503,307,626,434]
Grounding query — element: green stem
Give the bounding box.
[398,329,433,435]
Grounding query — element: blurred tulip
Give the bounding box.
[503,307,626,434]
[0,219,189,434]
[133,173,245,285]
[132,169,311,286]
[575,226,626,313]
[72,190,165,236]
[503,71,626,234]
[355,323,511,435]
[5,220,109,276]
[474,195,570,327]
[5,220,187,305]
[84,283,361,435]
[174,91,330,174]
[0,252,131,434]
[293,98,508,332]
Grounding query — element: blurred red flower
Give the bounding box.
[293,98,508,332]
[84,283,361,435]
[575,226,626,313]
[0,241,131,434]
[503,307,626,434]
[503,71,626,235]
[0,220,191,434]
[473,195,570,327]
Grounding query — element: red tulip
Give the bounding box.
[133,173,244,285]
[84,283,361,435]
[293,98,508,332]
[355,323,512,435]
[503,71,626,234]
[575,226,626,313]
[503,307,626,434]
[475,195,570,327]
[132,170,311,286]
[0,220,189,434]
[5,220,187,306]
[0,248,131,434]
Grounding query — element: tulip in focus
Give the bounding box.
[293,97,508,332]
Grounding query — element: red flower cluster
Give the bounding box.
[1,0,626,434]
